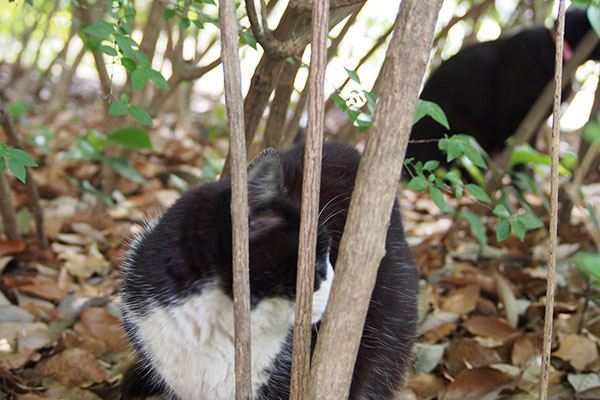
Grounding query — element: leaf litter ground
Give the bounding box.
[0,105,599,400]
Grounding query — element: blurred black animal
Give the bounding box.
[406,8,600,167]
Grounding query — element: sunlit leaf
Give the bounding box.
[465,184,491,203]
[414,99,450,129]
[344,68,360,84]
[128,106,153,126]
[108,127,153,150]
[407,175,428,192]
[149,70,170,90]
[108,101,129,116]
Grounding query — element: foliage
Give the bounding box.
[0,142,38,183]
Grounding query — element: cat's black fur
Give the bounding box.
[120,142,418,399]
[406,8,600,167]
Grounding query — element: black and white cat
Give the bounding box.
[120,142,418,399]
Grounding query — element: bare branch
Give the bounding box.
[219,0,251,398]
[290,0,328,397]
[307,1,442,398]
[0,99,47,248]
[540,1,565,398]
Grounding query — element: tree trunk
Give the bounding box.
[307,1,442,398]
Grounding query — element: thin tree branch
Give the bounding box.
[540,1,565,398]
[290,0,328,397]
[0,172,20,242]
[0,100,47,248]
[307,1,442,398]
[220,0,251,398]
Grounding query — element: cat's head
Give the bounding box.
[233,148,333,321]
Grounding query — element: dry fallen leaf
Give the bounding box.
[73,307,129,353]
[36,348,110,386]
[554,334,599,372]
[463,315,519,342]
[406,371,445,399]
[438,367,511,400]
[440,284,480,315]
[444,338,503,376]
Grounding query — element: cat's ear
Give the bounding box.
[247,148,283,205]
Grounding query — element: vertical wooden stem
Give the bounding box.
[306,1,442,398]
[289,0,329,399]
[540,1,565,399]
[0,172,20,241]
[219,0,251,399]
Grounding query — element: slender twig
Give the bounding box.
[289,0,329,398]
[0,172,20,241]
[0,100,47,248]
[219,0,251,398]
[540,1,565,399]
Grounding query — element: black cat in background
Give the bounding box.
[406,7,600,167]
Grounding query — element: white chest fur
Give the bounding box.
[131,262,334,400]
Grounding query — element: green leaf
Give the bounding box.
[583,121,600,144]
[8,160,27,183]
[444,171,462,186]
[108,127,153,150]
[465,183,491,203]
[81,179,114,206]
[192,20,204,29]
[515,213,544,230]
[149,69,170,90]
[364,91,377,114]
[7,149,37,167]
[100,156,147,184]
[7,101,31,118]
[120,93,131,104]
[460,140,487,168]
[407,175,428,192]
[588,5,600,39]
[414,99,450,129]
[331,93,347,111]
[83,22,114,39]
[128,106,153,126]
[180,18,191,29]
[462,212,488,248]
[347,109,360,122]
[512,218,526,241]
[242,31,257,49]
[108,100,129,116]
[116,34,136,58]
[98,45,118,56]
[423,160,440,171]
[354,113,372,132]
[69,138,99,162]
[344,68,361,84]
[429,183,447,212]
[121,57,137,71]
[0,157,5,173]
[493,204,510,218]
[131,68,150,92]
[135,51,151,68]
[496,218,511,242]
[576,252,600,280]
[164,8,176,20]
[86,129,108,152]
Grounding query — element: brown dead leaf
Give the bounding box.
[36,348,109,386]
[406,372,444,399]
[438,367,511,400]
[0,240,26,258]
[73,307,129,352]
[463,315,519,342]
[440,284,479,315]
[554,334,599,371]
[0,322,52,351]
[444,338,503,376]
[0,349,40,369]
[14,276,68,301]
[511,334,538,366]
[495,274,518,328]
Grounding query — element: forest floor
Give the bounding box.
[1,97,600,400]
